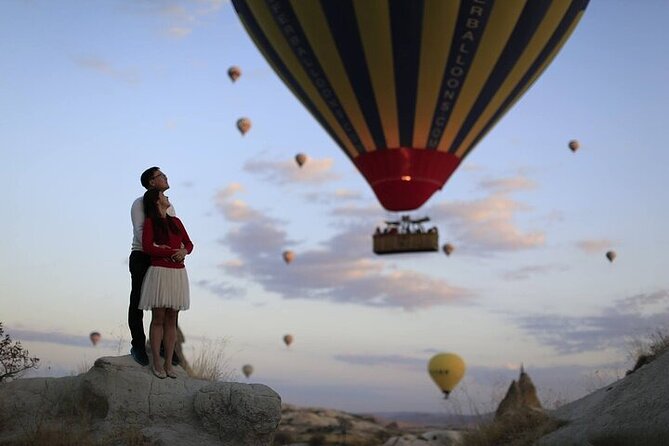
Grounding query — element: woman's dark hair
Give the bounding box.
[142,189,180,244]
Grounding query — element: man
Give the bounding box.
[128,167,181,366]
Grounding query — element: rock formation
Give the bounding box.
[0,355,281,445]
[495,364,543,420]
[537,348,669,446]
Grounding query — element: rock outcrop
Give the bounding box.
[537,348,669,446]
[495,364,543,420]
[382,430,463,446]
[0,355,281,445]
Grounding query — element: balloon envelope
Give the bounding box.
[295,153,307,167]
[283,334,294,347]
[428,353,465,398]
[606,250,616,262]
[568,140,580,152]
[237,117,251,135]
[242,364,253,378]
[232,0,590,211]
[282,250,294,264]
[228,65,241,82]
[442,243,454,256]
[89,331,101,346]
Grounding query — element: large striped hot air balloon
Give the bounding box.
[232,0,589,211]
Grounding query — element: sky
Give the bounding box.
[1,0,668,415]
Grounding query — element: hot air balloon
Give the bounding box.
[428,353,465,399]
[282,250,294,264]
[295,153,307,167]
[89,331,101,346]
[236,117,251,136]
[232,0,590,211]
[606,250,616,262]
[228,65,242,82]
[568,140,580,152]
[442,243,455,256]
[283,334,294,347]
[242,364,253,378]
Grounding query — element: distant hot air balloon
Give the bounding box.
[442,243,454,256]
[228,65,241,82]
[283,334,294,347]
[232,0,590,211]
[568,140,580,152]
[295,153,307,168]
[606,250,616,262]
[428,353,465,399]
[242,364,253,378]
[282,250,294,264]
[89,331,101,346]
[236,118,251,136]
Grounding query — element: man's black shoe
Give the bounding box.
[159,345,181,367]
[130,347,149,367]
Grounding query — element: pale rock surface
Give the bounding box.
[0,355,281,445]
[383,430,463,446]
[537,348,669,446]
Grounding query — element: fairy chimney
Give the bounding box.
[495,364,543,420]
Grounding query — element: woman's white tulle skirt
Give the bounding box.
[139,266,190,311]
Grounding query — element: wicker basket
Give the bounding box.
[373,231,439,254]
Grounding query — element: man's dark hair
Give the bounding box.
[140,166,160,189]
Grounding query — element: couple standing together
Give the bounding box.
[128,167,193,379]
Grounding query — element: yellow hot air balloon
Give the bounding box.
[232,0,590,211]
[295,153,307,168]
[283,334,294,347]
[606,250,616,262]
[89,331,101,346]
[242,364,253,378]
[568,140,580,152]
[228,65,242,82]
[236,117,251,135]
[282,250,294,264]
[442,243,455,256]
[428,353,465,399]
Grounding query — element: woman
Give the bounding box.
[138,189,193,379]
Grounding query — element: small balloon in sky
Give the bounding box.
[568,140,580,152]
[442,243,454,256]
[283,334,294,347]
[282,250,294,264]
[428,353,465,399]
[228,66,241,82]
[237,118,251,136]
[606,250,616,262]
[295,153,307,168]
[242,364,253,378]
[89,331,101,346]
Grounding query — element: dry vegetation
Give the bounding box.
[187,337,235,381]
[461,411,566,446]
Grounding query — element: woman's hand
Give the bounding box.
[171,248,188,263]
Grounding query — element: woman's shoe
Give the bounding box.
[165,368,177,379]
[152,367,167,379]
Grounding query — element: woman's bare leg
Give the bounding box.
[150,308,166,372]
[163,309,179,373]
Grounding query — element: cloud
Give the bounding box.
[244,158,340,185]
[514,290,669,354]
[194,279,244,299]
[214,194,472,310]
[126,0,226,39]
[214,184,261,222]
[72,56,140,85]
[6,327,114,349]
[502,264,569,281]
[430,194,545,254]
[333,353,424,368]
[302,188,363,204]
[478,176,537,194]
[575,239,613,254]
